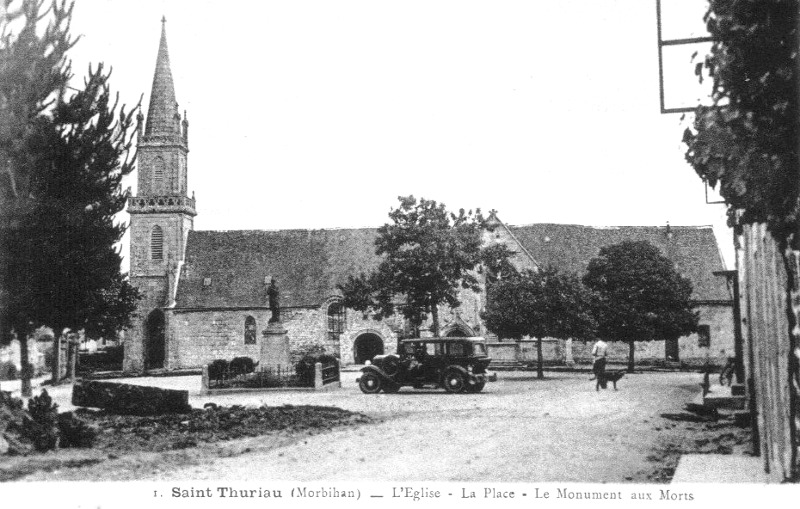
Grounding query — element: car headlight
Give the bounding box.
[467,365,473,373]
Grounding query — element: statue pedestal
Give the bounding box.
[261,323,290,368]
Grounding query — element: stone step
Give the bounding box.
[704,393,746,410]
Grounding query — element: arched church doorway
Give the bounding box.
[145,309,166,369]
[353,333,384,364]
[446,327,470,337]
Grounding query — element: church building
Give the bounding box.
[123,23,734,372]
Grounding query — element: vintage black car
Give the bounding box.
[357,337,496,394]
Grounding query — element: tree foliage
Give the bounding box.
[0,0,76,213]
[583,240,698,371]
[0,0,139,344]
[479,243,519,285]
[339,195,484,337]
[482,266,597,378]
[683,0,799,246]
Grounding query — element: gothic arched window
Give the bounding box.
[153,156,165,190]
[244,315,257,345]
[151,225,164,260]
[327,301,345,342]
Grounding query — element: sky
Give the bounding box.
[61,0,732,270]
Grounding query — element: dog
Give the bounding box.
[590,370,625,391]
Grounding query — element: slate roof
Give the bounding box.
[508,224,731,302]
[174,224,731,309]
[175,229,381,309]
[145,20,182,139]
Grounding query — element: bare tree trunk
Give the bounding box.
[17,329,31,397]
[431,304,440,338]
[628,341,635,373]
[51,332,62,384]
[536,338,544,379]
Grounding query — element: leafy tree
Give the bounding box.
[0,0,139,392]
[583,241,698,373]
[1,0,76,395]
[340,195,484,337]
[482,266,596,379]
[479,243,520,286]
[684,0,798,244]
[13,63,140,338]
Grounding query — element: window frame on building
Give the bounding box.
[697,324,711,348]
[153,156,165,190]
[326,300,345,357]
[244,315,257,345]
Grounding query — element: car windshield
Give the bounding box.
[472,343,486,356]
[447,342,465,356]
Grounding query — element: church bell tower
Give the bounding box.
[125,18,196,371]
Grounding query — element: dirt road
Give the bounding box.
[87,370,706,483]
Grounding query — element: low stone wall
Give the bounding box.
[72,380,191,415]
[487,338,725,369]
[200,362,341,395]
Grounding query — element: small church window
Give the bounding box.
[244,316,257,345]
[153,157,165,188]
[697,325,711,348]
[327,301,345,343]
[151,225,164,260]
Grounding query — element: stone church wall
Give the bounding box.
[168,309,267,369]
[166,305,400,369]
[124,276,169,372]
[162,294,494,370]
[567,303,734,367]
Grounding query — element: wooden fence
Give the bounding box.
[738,222,799,481]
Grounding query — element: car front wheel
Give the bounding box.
[359,372,383,394]
[443,370,466,393]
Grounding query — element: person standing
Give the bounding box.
[592,338,608,391]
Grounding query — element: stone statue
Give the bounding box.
[267,277,280,323]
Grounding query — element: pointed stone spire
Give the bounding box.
[145,17,181,139]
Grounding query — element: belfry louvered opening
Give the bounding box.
[151,225,164,260]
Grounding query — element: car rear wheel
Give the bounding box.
[359,372,382,394]
[443,370,466,393]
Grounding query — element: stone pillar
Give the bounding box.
[67,335,79,381]
[261,323,290,369]
[201,365,209,394]
[565,337,575,367]
[314,362,323,389]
